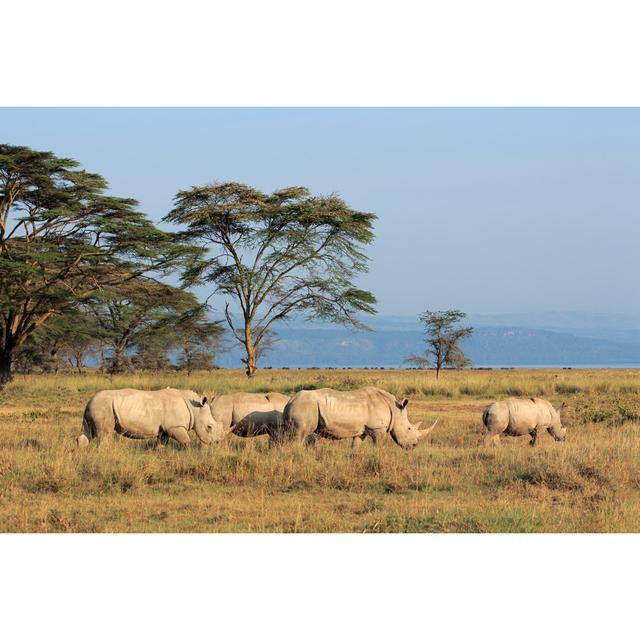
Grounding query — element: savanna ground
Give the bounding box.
[1,368,639,533]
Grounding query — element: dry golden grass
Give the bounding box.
[1,368,639,532]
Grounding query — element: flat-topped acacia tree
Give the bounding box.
[406,309,473,379]
[0,144,196,387]
[165,182,377,376]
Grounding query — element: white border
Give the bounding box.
[2,534,638,639]
[3,1,640,106]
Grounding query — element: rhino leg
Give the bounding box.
[529,428,538,447]
[155,431,170,448]
[164,426,191,447]
[351,435,365,449]
[96,431,114,446]
[90,406,116,446]
[369,431,385,447]
[305,433,318,447]
[483,433,501,447]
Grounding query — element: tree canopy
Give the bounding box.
[406,310,473,378]
[88,278,203,375]
[0,144,198,386]
[165,182,377,376]
[171,306,225,375]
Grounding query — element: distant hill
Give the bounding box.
[214,314,640,368]
[469,312,640,346]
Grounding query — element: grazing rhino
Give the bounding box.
[281,387,438,449]
[482,397,567,447]
[76,387,225,447]
[209,392,289,442]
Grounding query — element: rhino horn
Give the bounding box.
[418,418,439,439]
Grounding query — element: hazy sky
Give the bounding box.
[2,108,639,316]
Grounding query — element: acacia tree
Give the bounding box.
[89,278,200,374]
[131,333,173,372]
[172,307,224,376]
[0,145,195,387]
[252,329,278,368]
[406,310,473,378]
[165,182,377,376]
[31,306,104,374]
[57,310,105,374]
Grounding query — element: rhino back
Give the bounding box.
[111,390,163,437]
[483,399,530,435]
[231,393,277,422]
[266,392,290,412]
[210,393,278,428]
[155,388,197,430]
[312,388,390,437]
[506,397,558,433]
[531,398,556,426]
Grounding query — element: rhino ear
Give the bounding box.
[401,398,409,409]
[202,396,208,405]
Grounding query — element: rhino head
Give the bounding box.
[548,402,567,442]
[193,397,226,445]
[389,398,438,449]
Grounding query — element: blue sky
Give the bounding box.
[2,108,639,316]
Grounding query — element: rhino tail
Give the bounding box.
[77,404,95,447]
[282,398,292,425]
[482,407,490,428]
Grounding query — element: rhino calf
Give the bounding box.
[77,387,225,448]
[482,397,567,447]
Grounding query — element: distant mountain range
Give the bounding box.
[213,312,640,368]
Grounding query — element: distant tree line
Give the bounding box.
[0,144,377,386]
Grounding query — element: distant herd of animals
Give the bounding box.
[76,386,568,449]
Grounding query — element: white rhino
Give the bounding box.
[281,387,438,449]
[482,397,567,447]
[209,392,289,442]
[77,387,225,447]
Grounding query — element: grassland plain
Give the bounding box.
[1,368,639,533]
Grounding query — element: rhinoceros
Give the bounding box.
[76,387,225,447]
[209,392,289,441]
[482,397,567,446]
[281,387,438,449]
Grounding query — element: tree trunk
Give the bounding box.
[185,347,192,376]
[0,349,13,389]
[244,324,257,378]
[110,343,129,375]
[52,348,60,374]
